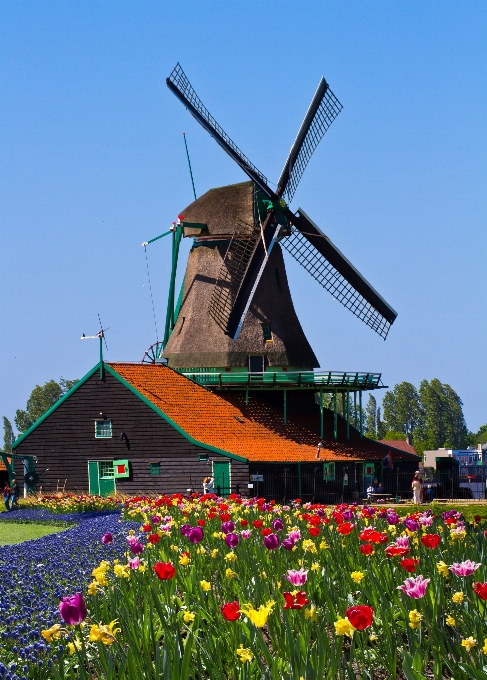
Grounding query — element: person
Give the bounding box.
[412,472,422,504]
[377,482,385,495]
[203,476,214,495]
[425,484,434,502]
[10,479,19,510]
[3,482,11,512]
[366,484,375,499]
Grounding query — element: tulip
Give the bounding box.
[421,534,440,549]
[403,518,420,532]
[241,529,252,539]
[283,591,309,609]
[449,560,481,577]
[154,561,176,580]
[221,521,235,534]
[188,526,204,544]
[360,543,374,555]
[286,568,308,586]
[180,524,191,536]
[129,557,140,570]
[282,538,295,550]
[148,534,160,545]
[225,533,239,548]
[473,582,487,600]
[221,601,240,621]
[400,558,419,573]
[263,533,279,550]
[345,605,373,630]
[272,518,284,532]
[101,533,113,544]
[397,575,430,599]
[59,593,87,626]
[130,541,144,555]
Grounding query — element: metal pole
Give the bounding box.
[283,389,287,425]
[183,132,197,201]
[359,391,363,438]
[320,388,323,439]
[346,390,350,440]
[333,390,337,441]
[354,391,357,429]
[99,335,103,380]
[297,461,302,499]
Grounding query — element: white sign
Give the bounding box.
[251,474,264,482]
[247,483,254,489]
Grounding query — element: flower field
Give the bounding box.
[2,496,487,679]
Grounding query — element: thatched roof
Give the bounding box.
[180,182,254,237]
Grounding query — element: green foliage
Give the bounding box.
[418,379,468,452]
[382,382,422,438]
[466,424,487,447]
[364,394,377,437]
[13,376,78,435]
[2,416,15,453]
[382,430,406,440]
[0,522,66,545]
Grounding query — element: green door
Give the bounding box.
[363,462,376,493]
[88,461,115,497]
[213,460,230,497]
[88,461,100,495]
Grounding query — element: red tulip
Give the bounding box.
[221,601,241,620]
[197,519,206,526]
[308,527,320,537]
[283,591,309,609]
[385,545,410,558]
[420,534,440,549]
[253,520,263,529]
[261,528,272,537]
[148,533,160,544]
[240,519,249,527]
[360,543,374,555]
[473,582,487,600]
[219,512,231,522]
[474,515,481,523]
[337,522,354,535]
[400,558,419,573]
[154,561,176,580]
[143,523,152,533]
[345,605,373,630]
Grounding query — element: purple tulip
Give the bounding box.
[342,510,353,521]
[282,538,295,551]
[225,532,239,548]
[272,518,284,532]
[180,524,191,536]
[188,526,204,544]
[101,532,113,544]
[151,515,161,524]
[263,533,279,550]
[397,575,430,599]
[403,518,420,532]
[130,541,144,555]
[221,521,235,535]
[387,512,400,525]
[59,593,87,626]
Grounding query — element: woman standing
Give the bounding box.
[3,482,11,512]
[412,472,422,504]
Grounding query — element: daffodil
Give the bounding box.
[240,601,275,628]
[211,548,219,558]
[183,612,195,623]
[304,605,318,622]
[225,552,236,562]
[236,644,254,663]
[200,580,211,592]
[89,620,121,646]
[446,615,456,627]
[179,554,190,567]
[436,561,449,578]
[225,568,237,580]
[351,571,365,584]
[41,624,63,643]
[87,581,99,595]
[408,609,422,629]
[114,564,130,579]
[461,637,477,651]
[68,638,82,655]
[452,592,464,604]
[482,638,487,654]
[334,617,355,637]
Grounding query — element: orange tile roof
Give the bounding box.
[108,363,419,464]
[380,439,418,456]
[0,457,9,472]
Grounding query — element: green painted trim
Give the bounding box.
[12,364,102,449]
[105,364,248,463]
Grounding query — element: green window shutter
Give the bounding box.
[150,463,161,475]
[323,462,335,481]
[113,460,130,478]
[95,420,112,438]
[262,324,272,341]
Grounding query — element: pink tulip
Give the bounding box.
[286,568,308,586]
[101,532,113,544]
[129,557,140,569]
[397,575,430,599]
[449,560,481,577]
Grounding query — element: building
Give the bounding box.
[11,361,419,501]
[424,445,487,499]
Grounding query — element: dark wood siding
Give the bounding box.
[14,371,249,495]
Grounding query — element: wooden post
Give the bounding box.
[346,390,350,440]
[354,391,357,429]
[319,388,323,439]
[333,390,337,441]
[359,391,363,438]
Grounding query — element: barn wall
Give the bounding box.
[13,371,249,495]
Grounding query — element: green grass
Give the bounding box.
[0,522,67,545]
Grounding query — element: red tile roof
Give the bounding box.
[380,439,418,456]
[108,363,419,464]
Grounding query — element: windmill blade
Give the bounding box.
[209,213,281,340]
[277,78,342,203]
[98,313,109,352]
[166,63,276,200]
[280,208,397,339]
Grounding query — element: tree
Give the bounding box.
[382,382,423,439]
[416,379,467,454]
[2,417,15,453]
[364,394,377,438]
[14,377,79,435]
[466,424,487,447]
[376,407,386,440]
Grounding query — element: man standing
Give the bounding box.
[10,478,19,510]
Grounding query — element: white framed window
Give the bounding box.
[95,420,112,438]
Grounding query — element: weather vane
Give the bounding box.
[81,314,109,379]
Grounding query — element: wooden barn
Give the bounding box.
[11,361,419,502]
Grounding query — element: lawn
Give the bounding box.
[0,521,66,544]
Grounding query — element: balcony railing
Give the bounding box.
[178,370,383,390]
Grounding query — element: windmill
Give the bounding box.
[157,64,397,372]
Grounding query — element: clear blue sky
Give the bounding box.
[1,1,486,434]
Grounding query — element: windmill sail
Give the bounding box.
[281,209,397,339]
[277,78,343,202]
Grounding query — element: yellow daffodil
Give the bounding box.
[240,601,275,628]
[211,548,219,558]
[225,552,236,562]
[320,540,329,549]
[304,605,318,622]
[41,624,63,643]
[350,571,365,584]
[452,592,464,604]
[369,634,378,642]
[68,638,82,655]
[170,544,178,552]
[446,615,456,627]
[183,612,195,623]
[409,610,422,630]
[302,539,317,554]
[225,568,237,580]
[311,562,320,571]
[482,638,487,654]
[334,617,355,637]
[114,564,130,579]
[200,580,211,592]
[139,564,147,573]
[236,644,254,663]
[436,561,449,578]
[461,637,477,651]
[179,554,190,567]
[87,581,99,595]
[89,620,121,646]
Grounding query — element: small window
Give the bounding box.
[262,324,272,342]
[99,461,114,479]
[150,463,161,475]
[274,268,281,290]
[323,462,335,481]
[249,356,264,373]
[95,420,112,438]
